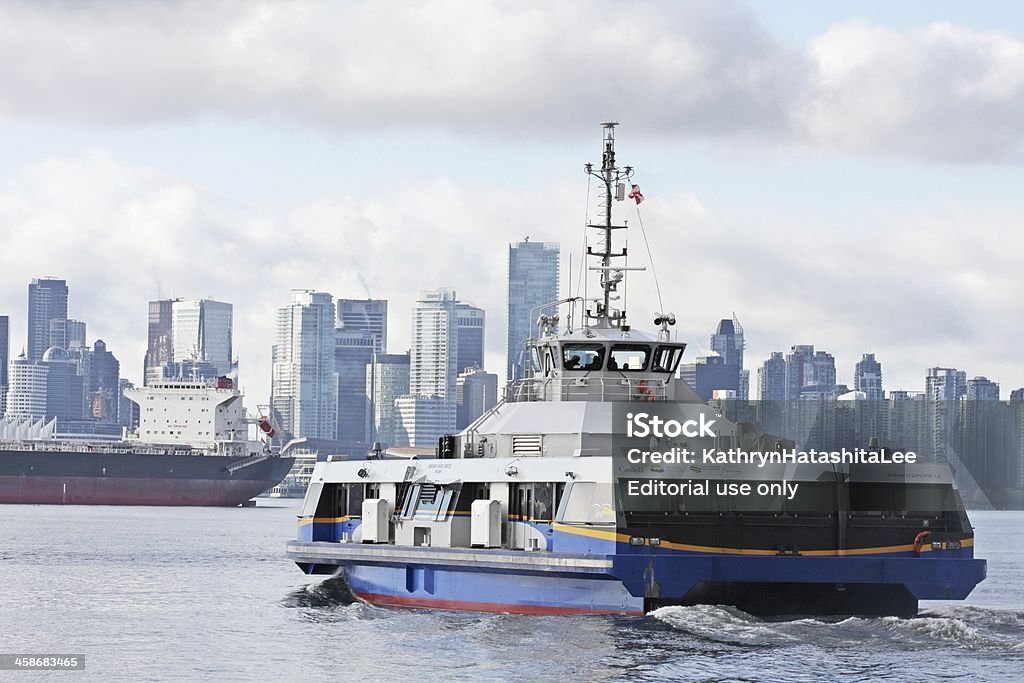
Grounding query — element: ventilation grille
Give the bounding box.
[511,434,543,456]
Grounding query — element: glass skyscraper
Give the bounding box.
[27,278,68,361]
[272,290,338,441]
[506,239,559,382]
[171,299,233,376]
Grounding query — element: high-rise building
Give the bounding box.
[337,299,387,354]
[710,316,744,368]
[966,376,1000,401]
[4,352,48,419]
[171,299,233,376]
[27,278,68,361]
[410,288,458,400]
[784,345,813,401]
[680,316,749,402]
[272,290,337,441]
[1011,388,1024,403]
[365,353,410,448]
[506,239,559,382]
[456,302,485,374]
[43,347,84,423]
[810,350,837,390]
[403,288,465,442]
[394,396,452,448]
[784,345,835,400]
[0,315,8,415]
[48,318,86,351]
[456,367,498,430]
[334,299,389,449]
[335,330,375,447]
[144,299,177,384]
[926,367,967,401]
[88,339,120,421]
[854,353,884,401]
[758,352,786,401]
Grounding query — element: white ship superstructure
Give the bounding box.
[126,377,263,457]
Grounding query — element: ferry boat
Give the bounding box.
[287,123,986,616]
[0,375,293,506]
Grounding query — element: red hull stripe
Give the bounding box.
[0,475,269,506]
[352,591,644,616]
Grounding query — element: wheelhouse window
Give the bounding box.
[529,346,542,375]
[608,344,650,372]
[562,343,606,371]
[652,345,685,373]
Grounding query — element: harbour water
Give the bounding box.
[2,502,1021,682]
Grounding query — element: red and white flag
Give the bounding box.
[628,183,644,205]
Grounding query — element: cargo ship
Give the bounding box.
[286,123,986,617]
[0,376,293,506]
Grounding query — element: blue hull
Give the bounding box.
[344,564,644,615]
[288,537,986,617]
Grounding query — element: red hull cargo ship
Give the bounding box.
[0,376,293,506]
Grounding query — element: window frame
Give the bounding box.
[608,344,652,372]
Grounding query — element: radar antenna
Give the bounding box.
[583,122,645,330]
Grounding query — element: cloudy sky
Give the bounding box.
[1,0,1022,402]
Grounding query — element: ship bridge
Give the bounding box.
[457,328,710,461]
[507,327,687,403]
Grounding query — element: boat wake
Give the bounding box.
[281,577,357,609]
[649,603,1024,653]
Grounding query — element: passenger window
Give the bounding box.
[557,482,615,523]
[608,344,650,372]
[563,343,606,371]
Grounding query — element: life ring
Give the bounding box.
[913,530,932,555]
[637,380,656,401]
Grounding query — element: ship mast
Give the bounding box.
[583,122,642,330]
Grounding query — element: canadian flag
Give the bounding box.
[628,183,644,205]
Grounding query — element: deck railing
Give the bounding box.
[505,376,669,403]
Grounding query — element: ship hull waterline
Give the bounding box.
[0,450,295,506]
[287,540,987,618]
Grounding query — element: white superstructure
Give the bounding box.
[126,377,259,455]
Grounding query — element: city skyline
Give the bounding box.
[2,2,1024,406]
[4,272,1019,412]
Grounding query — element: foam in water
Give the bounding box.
[650,604,1024,652]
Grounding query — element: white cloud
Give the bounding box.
[801,20,1024,160]
[3,2,1024,160]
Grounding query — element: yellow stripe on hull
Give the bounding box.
[551,522,974,556]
